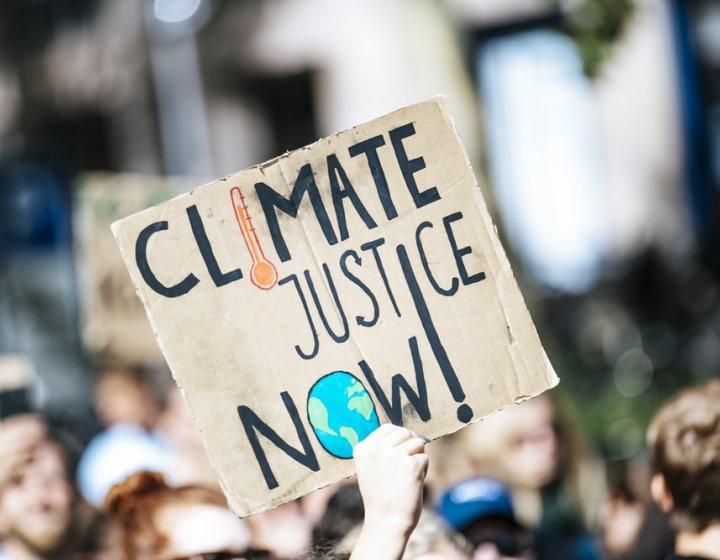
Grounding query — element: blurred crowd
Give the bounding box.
[1,0,719,559]
[2,359,717,560]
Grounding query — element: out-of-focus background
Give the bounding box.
[0,0,718,505]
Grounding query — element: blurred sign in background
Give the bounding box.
[0,0,719,459]
[74,173,198,365]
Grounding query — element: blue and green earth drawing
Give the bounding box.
[307,371,380,459]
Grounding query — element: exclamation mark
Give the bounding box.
[396,244,474,423]
[230,187,278,290]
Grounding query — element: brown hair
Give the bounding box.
[648,380,720,532]
[104,471,226,560]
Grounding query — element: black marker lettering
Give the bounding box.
[339,250,380,328]
[327,154,377,241]
[396,244,473,423]
[237,391,319,490]
[389,123,440,209]
[305,265,349,344]
[256,164,337,262]
[348,135,398,220]
[359,336,431,425]
[279,274,319,360]
[360,238,401,318]
[415,220,459,297]
[135,221,199,298]
[187,205,242,287]
[443,212,486,286]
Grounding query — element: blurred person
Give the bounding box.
[303,482,350,528]
[336,512,470,560]
[314,482,468,560]
[602,479,645,557]
[441,395,604,560]
[155,385,221,490]
[312,483,365,552]
[0,427,105,559]
[93,365,163,429]
[77,364,173,506]
[601,464,674,560]
[104,470,265,560]
[399,511,470,560]
[437,477,534,560]
[0,415,45,495]
[81,366,229,506]
[245,500,312,559]
[0,356,45,495]
[647,380,720,560]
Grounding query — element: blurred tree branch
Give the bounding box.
[554,0,636,78]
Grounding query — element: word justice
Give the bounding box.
[279,211,486,361]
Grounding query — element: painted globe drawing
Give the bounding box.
[307,371,380,459]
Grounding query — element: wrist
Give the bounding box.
[351,514,414,560]
[363,511,416,538]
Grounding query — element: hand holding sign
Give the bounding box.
[351,424,428,560]
[112,97,558,517]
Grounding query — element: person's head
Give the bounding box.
[94,364,167,429]
[458,397,559,490]
[326,510,469,560]
[648,379,720,534]
[402,511,470,560]
[245,499,311,559]
[105,471,252,560]
[0,430,78,558]
[312,483,364,550]
[438,478,534,560]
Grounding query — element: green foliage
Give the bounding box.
[559,0,636,78]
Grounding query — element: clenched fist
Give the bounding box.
[351,424,429,560]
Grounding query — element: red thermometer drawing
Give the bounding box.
[230,186,278,290]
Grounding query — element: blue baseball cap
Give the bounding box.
[437,478,517,531]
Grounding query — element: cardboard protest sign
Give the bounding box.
[112,97,558,517]
[74,174,197,364]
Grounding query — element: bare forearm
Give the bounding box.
[350,425,428,560]
[350,516,413,560]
